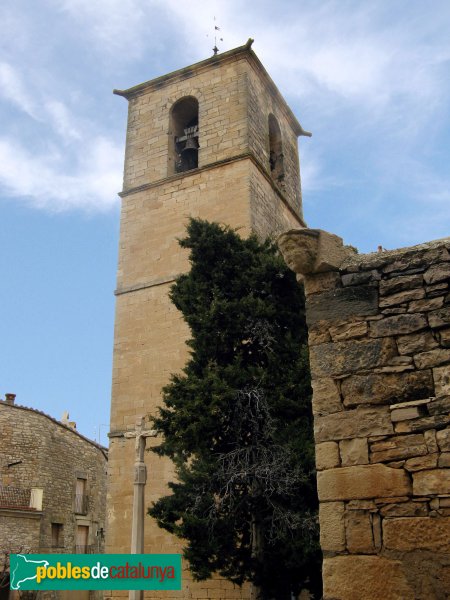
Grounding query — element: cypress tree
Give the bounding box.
[149,219,321,599]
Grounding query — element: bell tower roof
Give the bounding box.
[113,39,311,139]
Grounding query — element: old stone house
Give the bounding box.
[0,393,107,597]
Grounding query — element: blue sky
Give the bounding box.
[1,0,449,445]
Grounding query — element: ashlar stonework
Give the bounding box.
[279,230,450,599]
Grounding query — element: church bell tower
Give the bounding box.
[107,39,309,599]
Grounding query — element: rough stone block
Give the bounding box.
[396,331,438,354]
[311,378,343,417]
[438,453,450,468]
[328,321,368,342]
[310,338,397,379]
[379,288,424,308]
[434,366,450,396]
[306,286,378,326]
[345,510,375,554]
[413,469,450,495]
[428,395,450,416]
[369,313,427,338]
[379,500,428,517]
[339,438,369,466]
[341,270,380,286]
[438,327,450,347]
[408,296,444,312]
[304,271,341,295]
[319,501,345,552]
[322,556,413,600]
[414,349,450,369]
[404,454,438,472]
[379,273,423,296]
[316,442,340,471]
[370,433,427,462]
[315,406,393,443]
[428,306,450,329]
[424,429,438,453]
[423,263,450,285]
[436,428,450,451]
[390,406,422,422]
[383,516,450,552]
[317,464,411,501]
[341,370,433,408]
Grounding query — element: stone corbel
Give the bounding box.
[277,228,355,280]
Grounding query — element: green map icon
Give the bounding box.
[10,555,49,590]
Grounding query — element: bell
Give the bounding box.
[180,137,198,170]
[182,137,198,152]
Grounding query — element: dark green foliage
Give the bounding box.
[149,219,322,599]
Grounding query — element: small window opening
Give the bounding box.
[268,114,285,185]
[51,523,63,548]
[170,97,199,174]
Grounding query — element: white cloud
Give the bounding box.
[0,62,39,119]
[44,100,82,141]
[0,136,122,212]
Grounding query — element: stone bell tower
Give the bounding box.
[107,39,310,599]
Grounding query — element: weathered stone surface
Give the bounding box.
[428,396,450,416]
[329,321,368,342]
[413,469,450,495]
[311,378,343,416]
[317,464,411,501]
[310,338,397,378]
[438,327,450,347]
[379,500,428,517]
[379,288,424,308]
[345,510,374,553]
[426,282,449,296]
[372,513,382,550]
[383,516,450,552]
[424,429,438,453]
[408,296,444,312]
[428,306,450,329]
[341,270,380,287]
[278,228,353,277]
[434,366,450,396]
[315,406,393,443]
[341,370,433,408]
[322,556,413,600]
[374,495,409,504]
[390,406,423,422]
[339,438,369,466]
[319,501,345,552]
[306,286,378,326]
[396,331,439,355]
[346,499,376,510]
[379,273,423,296]
[369,313,427,337]
[308,326,331,345]
[414,348,450,369]
[370,433,427,462]
[424,263,450,285]
[304,271,341,295]
[404,454,438,472]
[316,442,340,471]
[394,413,450,433]
[438,453,450,467]
[436,428,450,451]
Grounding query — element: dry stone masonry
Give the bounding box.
[278,229,450,600]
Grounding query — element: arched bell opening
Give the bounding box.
[268,114,285,185]
[169,96,199,175]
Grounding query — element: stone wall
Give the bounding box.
[0,400,107,556]
[279,230,450,600]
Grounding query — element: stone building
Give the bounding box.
[107,40,310,599]
[0,393,107,597]
[279,230,450,599]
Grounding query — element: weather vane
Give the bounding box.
[211,16,223,55]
